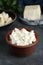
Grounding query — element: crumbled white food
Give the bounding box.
[0,11,13,26]
[10,28,36,46]
[0,14,5,26]
[2,12,9,21]
[7,17,13,24]
[10,35,16,44]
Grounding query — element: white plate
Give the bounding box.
[19,14,43,25]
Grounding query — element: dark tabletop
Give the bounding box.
[0,18,43,65]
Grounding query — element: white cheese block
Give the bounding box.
[24,5,41,20]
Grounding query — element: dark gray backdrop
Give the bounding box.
[18,0,43,11]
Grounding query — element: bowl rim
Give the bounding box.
[6,28,39,48]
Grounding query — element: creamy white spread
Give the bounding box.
[10,28,36,46]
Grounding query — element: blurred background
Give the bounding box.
[0,0,43,13]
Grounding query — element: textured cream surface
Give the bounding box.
[24,5,41,20]
[10,28,36,46]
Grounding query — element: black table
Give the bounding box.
[0,19,43,65]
